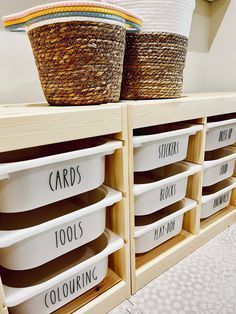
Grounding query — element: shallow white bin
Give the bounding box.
[0,139,122,213]
[205,118,236,151]
[0,185,122,270]
[134,161,201,216]
[201,178,236,219]
[133,124,202,171]
[1,229,123,314]
[135,198,197,253]
[203,147,236,186]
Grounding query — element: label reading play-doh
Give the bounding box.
[158,141,180,159]
[49,165,81,192]
[44,266,98,309]
[218,128,233,143]
[55,221,83,249]
[154,220,176,241]
[160,184,176,201]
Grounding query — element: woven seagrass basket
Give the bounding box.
[3,1,142,105]
[107,0,195,99]
[121,32,188,99]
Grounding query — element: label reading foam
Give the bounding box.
[213,192,230,209]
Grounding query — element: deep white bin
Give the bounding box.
[205,118,236,151]
[1,229,123,314]
[0,139,122,213]
[133,124,202,172]
[135,198,197,253]
[134,161,201,216]
[201,178,236,219]
[0,185,122,270]
[203,147,236,186]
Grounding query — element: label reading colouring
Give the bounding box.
[213,192,230,208]
[160,184,176,201]
[154,220,176,241]
[218,128,233,142]
[158,141,179,159]
[44,266,98,308]
[219,163,229,176]
[49,165,81,191]
[55,221,83,249]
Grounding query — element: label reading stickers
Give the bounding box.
[158,141,179,159]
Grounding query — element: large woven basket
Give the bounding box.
[107,0,195,99]
[2,1,142,106]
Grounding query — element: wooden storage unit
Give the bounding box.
[0,103,130,314]
[128,92,236,293]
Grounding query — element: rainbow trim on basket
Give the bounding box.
[2,1,143,31]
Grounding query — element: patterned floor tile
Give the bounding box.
[109,224,236,314]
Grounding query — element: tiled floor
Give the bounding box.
[110,224,236,314]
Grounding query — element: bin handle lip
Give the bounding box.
[134,161,202,196]
[204,147,236,169]
[0,185,121,248]
[0,139,122,177]
[201,177,236,204]
[133,124,203,147]
[3,228,123,307]
[134,198,197,238]
[206,118,236,131]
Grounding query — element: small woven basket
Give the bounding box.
[121,32,188,99]
[108,0,195,99]
[2,1,142,105]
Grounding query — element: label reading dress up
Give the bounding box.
[218,128,233,143]
[44,266,98,309]
[158,141,179,159]
[49,165,81,191]
[154,220,176,241]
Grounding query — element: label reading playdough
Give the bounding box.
[158,141,179,159]
[49,165,81,191]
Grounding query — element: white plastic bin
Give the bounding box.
[134,161,201,216]
[205,118,236,151]
[135,198,197,253]
[133,124,202,171]
[1,229,123,314]
[0,139,122,213]
[203,147,236,186]
[0,185,122,270]
[201,178,236,219]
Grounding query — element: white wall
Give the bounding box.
[0,0,235,104]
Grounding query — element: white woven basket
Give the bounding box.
[105,0,195,37]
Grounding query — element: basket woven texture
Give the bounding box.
[28,21,126,106]
[121,32,188,100]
